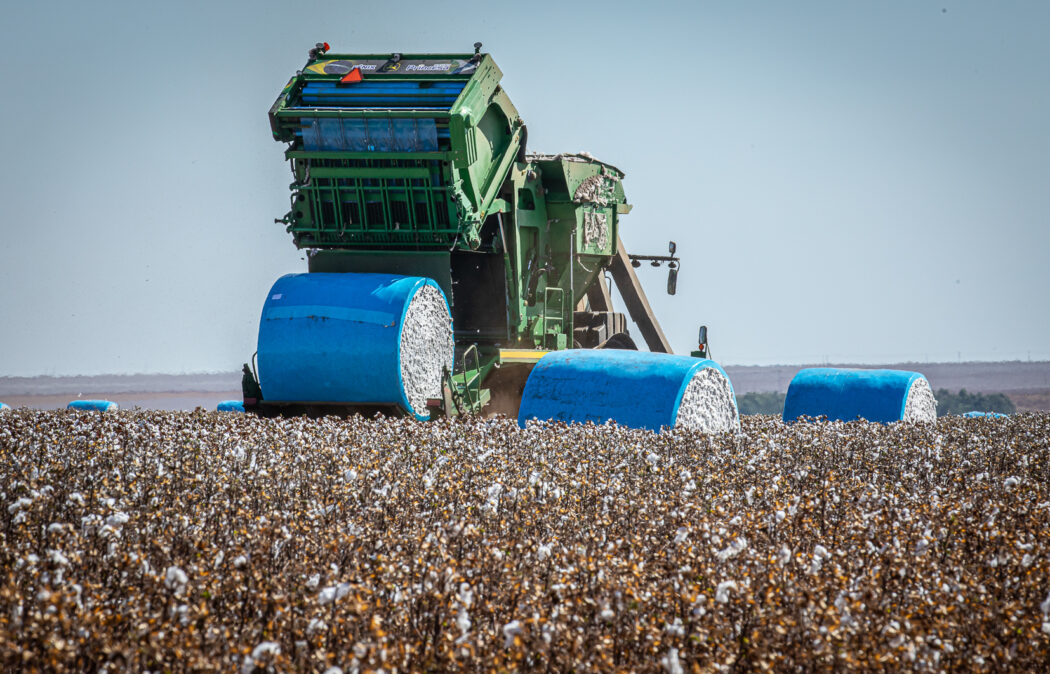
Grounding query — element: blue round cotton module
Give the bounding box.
[962,411,1008,419]
[0,402,10,411]
[217,400,246,413]
[67,400,118,412]
[518,350,739,433]
[782,368,936,423]
[256,272,453,420]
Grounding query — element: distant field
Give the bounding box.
[2,361,1048,411]
[1010,389,1050,413]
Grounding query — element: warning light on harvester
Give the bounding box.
[308,42,331,59]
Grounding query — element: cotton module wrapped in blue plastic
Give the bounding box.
[782,368,936,423]
[217,400,245,413]
[0,402,10,411]
[518,350,739,433]
[67,400,118,412]
[962,411,1008,419]
[256,272,453,420]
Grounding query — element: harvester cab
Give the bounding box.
[241,42,743,431]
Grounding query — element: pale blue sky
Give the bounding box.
[1,1,1047,376]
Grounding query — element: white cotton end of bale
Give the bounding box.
[902,377,937,423]
[399,284,454,417]
[674,367,740,433]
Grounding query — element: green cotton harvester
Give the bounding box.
[239,43,934,431]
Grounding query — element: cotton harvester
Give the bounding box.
[238,43,935,431]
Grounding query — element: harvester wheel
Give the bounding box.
[597,332,638,350]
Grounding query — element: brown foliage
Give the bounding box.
[1,410,1048,671]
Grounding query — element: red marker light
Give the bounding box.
[340,67,363,84]
[323,42,330,52]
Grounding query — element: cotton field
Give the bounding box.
[1,410,1048,671]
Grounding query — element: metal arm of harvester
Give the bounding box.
[608,236,673,353]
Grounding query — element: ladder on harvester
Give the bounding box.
[541,287,566,350]
[437,344,492,417]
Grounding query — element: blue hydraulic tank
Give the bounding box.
[783,368,927,423]
[518,349,737,432]
[67,400,118,412]
[256,272,450,420]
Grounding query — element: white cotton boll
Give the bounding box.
[778,544,791,566]
[323,668,343,674]
[661,647,684,674]
[106,512,129,527]
[1004,476,1021,489]
[251,642,280,659]
[537,543,552,561]
[1040,591,1050,616]
[599,607,615,622]
[715,580,737,603]
[456,608,471,635]
[318,587,338,605]
[502,620,524,647]
[307,574,320,588]
[318,583,351,605]
[47,523,67,535]
[674,527,689,544]
[716,537,748,561]
[814,545,830,559]
[213,551,225,568]
[233,555,248,568]
[8,497,32,514]
[307,618,327,635]
[48,550,69,566]
[457,582,474,607]
[165,566,188,590]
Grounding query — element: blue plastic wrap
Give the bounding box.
[256,272,449,420]
[217,400,246,413]
[962,411,1008,419]
[67,400,118,412]
[0,402,10,411]
[782,368,927,423]
[301,117,438,152]
[517,350,737,432]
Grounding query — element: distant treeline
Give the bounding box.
[736,392,786,415]
[735,389,1016,417]
[934,389,1015,416]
